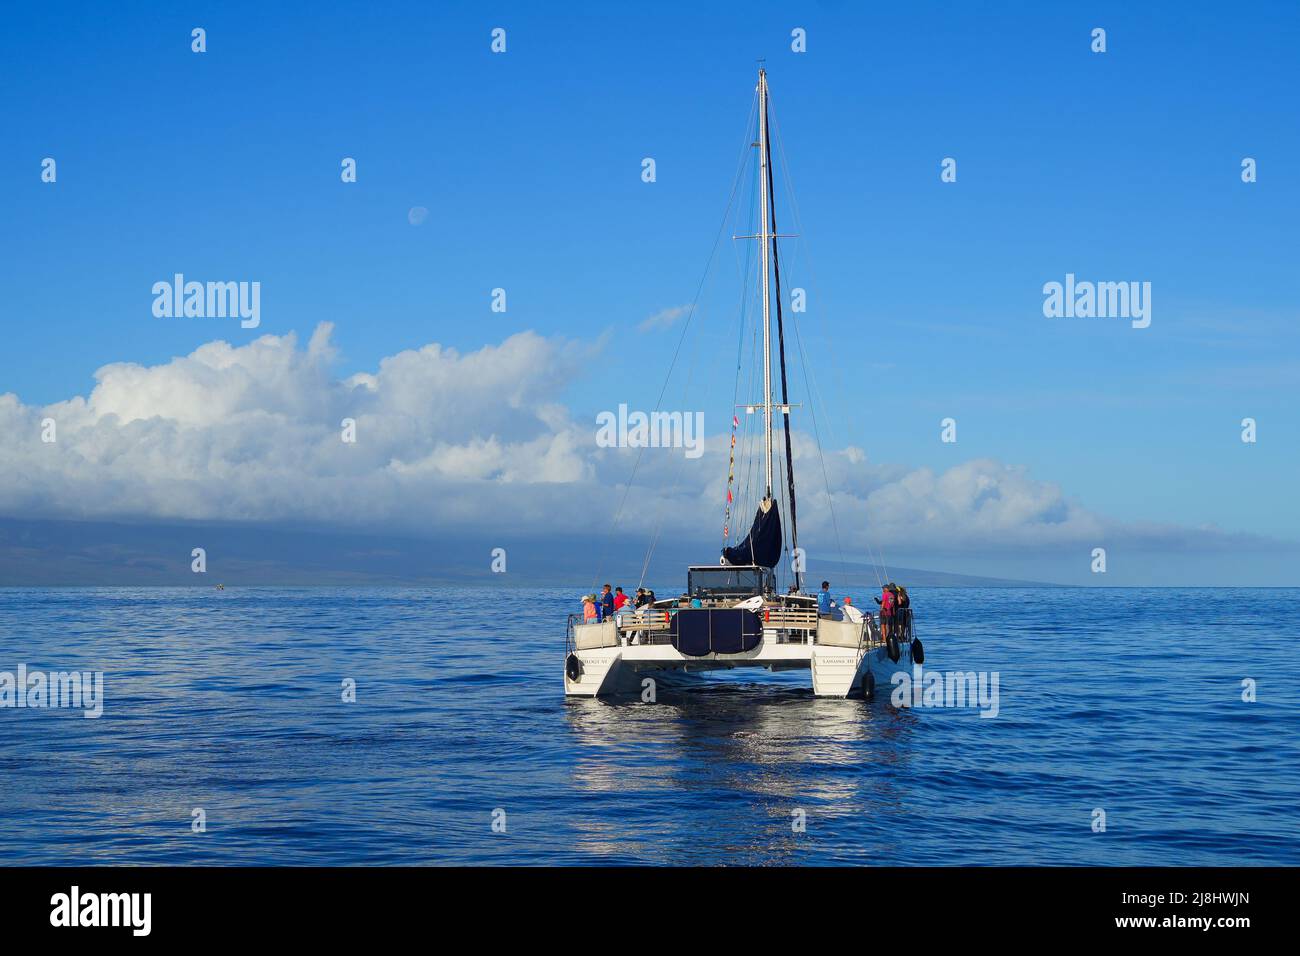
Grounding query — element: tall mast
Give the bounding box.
[758,68,774,499]
[763,81,800,593]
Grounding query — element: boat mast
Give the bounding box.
[758,68,774,499]
[763,82,800,593]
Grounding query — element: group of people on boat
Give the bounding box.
[818,580,911,640]
[580,579,911,641]
[581,584,658,624]
[875,582,911,641]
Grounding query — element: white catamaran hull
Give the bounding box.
[564,620,921,699]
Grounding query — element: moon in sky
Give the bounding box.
[407,206,429,226]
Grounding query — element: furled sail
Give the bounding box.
[721,497,783,568]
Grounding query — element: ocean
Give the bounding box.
[0,586,1296,865]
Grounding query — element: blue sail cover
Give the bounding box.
[721,498,782,569]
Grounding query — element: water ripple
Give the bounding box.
[0,586,1296,864]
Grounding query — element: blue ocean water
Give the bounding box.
[0,586,1296,866]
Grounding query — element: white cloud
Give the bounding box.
[0,324,1272,556]
[638,305,690,332]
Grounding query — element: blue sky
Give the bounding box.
[2,1,1297,584]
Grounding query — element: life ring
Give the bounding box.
[862,669,876,699]
[886,633,900,663]
[565,653,583,682]
[911,638,925,665]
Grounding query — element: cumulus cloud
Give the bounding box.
[0,324,1270,556]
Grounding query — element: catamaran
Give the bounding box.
[564,69,924,698]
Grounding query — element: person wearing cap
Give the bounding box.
[818,580,836,618]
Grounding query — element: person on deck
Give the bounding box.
[894,585,911,639]
[842,596,865,624]
[818,581,836,618]
[613,598,636,643]
[613,587,629,611]
[599,584,615,622]
[582,595,598,623]
[630,592,653,645]
[875,584,896,641]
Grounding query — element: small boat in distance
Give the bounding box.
[564,69,924,698]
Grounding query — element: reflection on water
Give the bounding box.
[563,677,922,863]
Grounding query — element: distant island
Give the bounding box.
[0,517,1055,588]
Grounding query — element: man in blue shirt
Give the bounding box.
[599,584,615,622]
[818,580,836,618]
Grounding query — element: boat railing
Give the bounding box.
[867,607,915,648]
[614,610,676,645]
[606,604,821,646]
[760,607,819,631]
[863,614,882,649]
[895,606,915,642]
[573,605,902,651]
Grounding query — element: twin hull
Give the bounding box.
[564,616,917,698]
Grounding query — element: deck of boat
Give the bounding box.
[564,606,918,698]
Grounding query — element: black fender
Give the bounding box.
[911,638,925,665]
[565,653,583,682]
[886,633,900,663]
[861,669,876,699]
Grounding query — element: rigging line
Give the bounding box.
[640,292,712,589]
[765,107,870,593]
[777,422,795,589]
[769,101,890,587]
[722,140,759,548]
[738,306,760,523]
[644,108,759,589]
[639,195,735,590]
[788,289,869,591]
[771,108,892,586]
[644,185,735,586]
[735,299,760,542]
[631,92,759,590]
[785,283,859,587]
[765,98,847,584]
[739,156,764,532]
